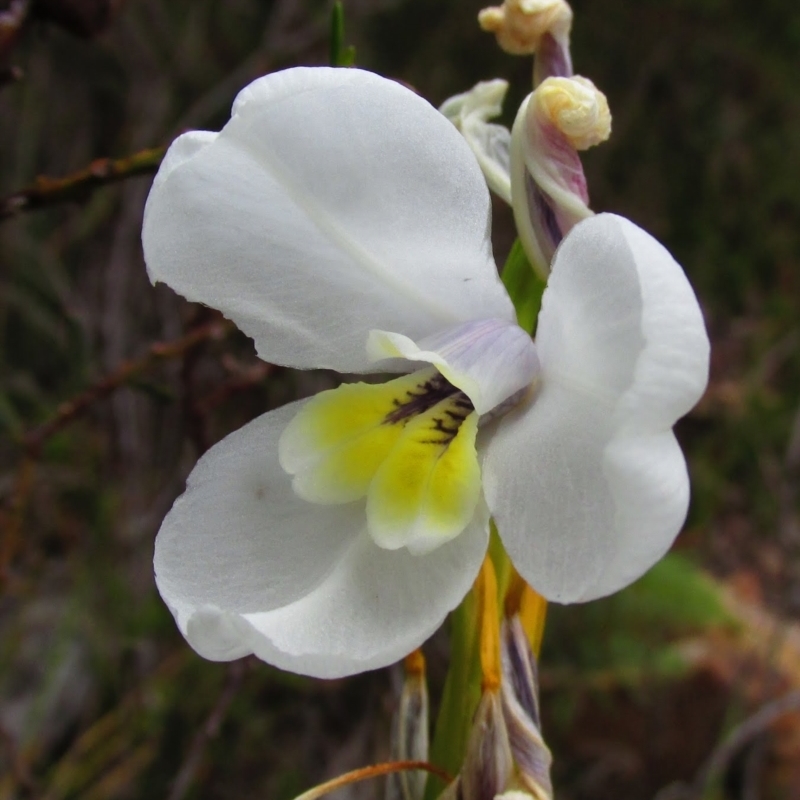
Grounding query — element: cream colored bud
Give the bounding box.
[532,76,611,150]
[478,0,572,56]
[496,793,537,800]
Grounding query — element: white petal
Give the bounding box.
[367,318,539,415]
[538,214,709,427]
[149,130,217,196]
[155,402,362,620]
[483,214,709,602]
[236,515,488,677]
[143,67,514,374]
[441,80,513,204]
[156,400,489,678]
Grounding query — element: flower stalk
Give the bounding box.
[433,559,554,800]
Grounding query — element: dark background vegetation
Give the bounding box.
[1,0,799,798]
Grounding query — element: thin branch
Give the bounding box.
[292,762,454,800]
[20,317,233,456]
[0,146,166,221]
[1,318,233,584]
[197,359,273,415]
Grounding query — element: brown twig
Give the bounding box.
[292,761,454,800]
[197,359,274,415]
[1,318,234,584]
[0,146,166,221]
[165,661,247,800]
[20,317,233,457]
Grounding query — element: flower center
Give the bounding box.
[278,367,482,555]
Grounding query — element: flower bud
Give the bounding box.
[478,0,572,57]
[533,76,611,151]
[387,651,430,800]
[500,618,553,800]
[510,76,611,276]
[461,690,514,800]
[478,0,573,85]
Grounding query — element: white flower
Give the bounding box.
[142,67,709,679]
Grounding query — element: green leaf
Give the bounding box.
[329,2,356,67]
[501,239,547,335]
[544,553,736,679]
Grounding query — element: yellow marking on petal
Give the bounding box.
[281,367,482,553]
[279,371,430,504]
[367,398,481,554]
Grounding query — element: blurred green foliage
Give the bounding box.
[545,553,735,679]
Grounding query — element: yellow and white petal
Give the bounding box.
[156,401,364,626]
[154,399,490,678]
[368,318,540,415]
[278,372,428,504]
[367,403,481,554]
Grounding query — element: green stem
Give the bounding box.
[425,589,482,799]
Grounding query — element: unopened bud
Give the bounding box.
[532,76,611,150]
[461,690,513,800]
[479,0,572,57]
[500,618,553,800]
[386,651,429,800]
[510,75,611,275]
